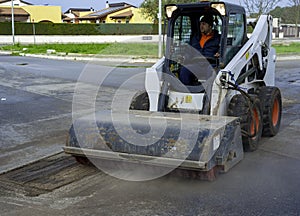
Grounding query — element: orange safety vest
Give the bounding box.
[200,32,214,48]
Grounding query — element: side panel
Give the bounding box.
[263,47,276,87]
[145,58,164,112]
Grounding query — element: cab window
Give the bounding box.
[169,15,192,74]
[225,13,245,64]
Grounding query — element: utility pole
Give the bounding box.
[11,0,15,45]
[32,19,36,45]
[158,0,162,58]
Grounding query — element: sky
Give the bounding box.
[26,0,290,12]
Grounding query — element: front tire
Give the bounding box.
[228,94,263,152]
[256,86,282,136]
[130,91,149,110]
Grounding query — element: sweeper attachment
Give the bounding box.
[64,1,282,180]
[66,110,243,180]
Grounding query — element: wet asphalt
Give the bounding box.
[0,55,299,215]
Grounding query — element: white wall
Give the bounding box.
[0,0,30,6]
[0,35,159,44]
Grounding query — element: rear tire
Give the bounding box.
[130,91,149,110]
[228,94,263,152]
[256,86,282,136]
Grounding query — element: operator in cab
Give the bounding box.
[179,14,220,85]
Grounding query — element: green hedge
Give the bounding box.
[0,22,160,35]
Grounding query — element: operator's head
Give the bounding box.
[200,14,214,34]
[200,14,214,27]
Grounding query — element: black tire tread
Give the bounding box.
[228,94,263,152]
[256,86,282,137]
[130,91,149,111]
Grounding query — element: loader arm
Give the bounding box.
[211,15,276,116]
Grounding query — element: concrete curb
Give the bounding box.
[1,50,300,63]
[276,55,300,61]
[24,53,159,64]
[0,51,158,64]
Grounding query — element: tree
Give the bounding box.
[140,0,198,23]
[270,4,300,37]
[270,6,300,24]
[241,0,283,16]
[288,0,300,37]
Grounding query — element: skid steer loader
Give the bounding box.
[64,1,282,180]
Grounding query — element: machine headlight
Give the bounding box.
[165,5,177,18]
[211,3,226,16]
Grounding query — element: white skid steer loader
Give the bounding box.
[64,1,282,180]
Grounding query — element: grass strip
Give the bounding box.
[272,42,300,54]
[1,42,300,56]
[0,43,159,57]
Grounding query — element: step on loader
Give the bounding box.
[64,1,282,181]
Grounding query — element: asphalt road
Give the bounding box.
[0,56,299,215]
[0,55,147,89]
[0,56,147,173]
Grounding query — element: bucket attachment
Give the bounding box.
[64,110,243,177]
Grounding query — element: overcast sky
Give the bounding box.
[26,0,290,12]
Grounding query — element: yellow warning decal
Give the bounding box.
[245,52,250,60]
[185,95,192,103]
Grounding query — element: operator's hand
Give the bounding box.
[214,52,220,58]
[178,55,185,63]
